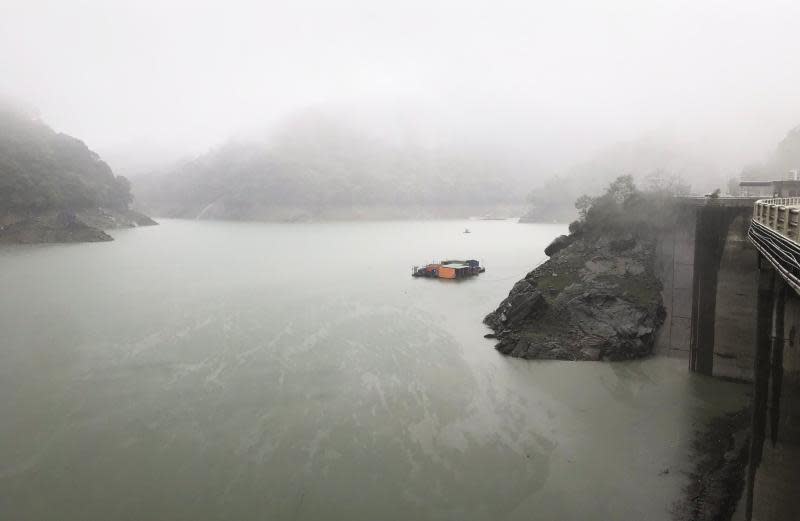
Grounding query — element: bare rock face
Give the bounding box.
[76,208,158,229]
[484,232,665,361]
[553,285,660,360]
[484,280,548,330]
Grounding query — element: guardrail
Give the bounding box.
[753,197,800,242]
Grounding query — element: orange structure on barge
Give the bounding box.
[412,259,484,279]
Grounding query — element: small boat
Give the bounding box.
[463,228,471,234]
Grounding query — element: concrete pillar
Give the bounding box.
[690,206,728,375]
[746,264,779,520]
[746,269,800,520]
[769,280,786,443]
[689,204,758,377]
[713,214,758,380]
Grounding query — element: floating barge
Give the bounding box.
[412,259,485,279]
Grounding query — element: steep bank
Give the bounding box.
[672,407,751,521]
[0,101,156,243]
[485,177,670,361]
[484,230,665,360]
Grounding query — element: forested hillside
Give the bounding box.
[0,103,133,214]
[0,102,154,242]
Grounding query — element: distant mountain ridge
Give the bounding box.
[765,125,800,177]
[132,115,529,221]
[520,136,719,223]
[738,124,800,182]
[0,102,155,243]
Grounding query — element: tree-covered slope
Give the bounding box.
[0,102,155,243]
[0,103,133,215]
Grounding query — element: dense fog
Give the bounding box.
[4,3,800,520]
[3,0,800,218]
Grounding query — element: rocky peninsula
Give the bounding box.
[485,176,668,361]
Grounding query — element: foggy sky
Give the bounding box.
[2,0,800,173]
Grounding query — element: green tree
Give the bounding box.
[575,194,593,219]
[606,174,636,203]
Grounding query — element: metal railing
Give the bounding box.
[753,197,800,243]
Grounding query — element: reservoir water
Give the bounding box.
[0,219,749,520]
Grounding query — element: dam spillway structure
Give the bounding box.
[651,193,800,520]
[412,259,485,279]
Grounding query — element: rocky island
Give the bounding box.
[0,101,156,244]
[485,176,669,361]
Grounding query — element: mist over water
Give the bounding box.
[1,1,792,517]
[0,220,748,520]
[3,0,800,185]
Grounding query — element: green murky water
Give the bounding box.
[0,219,749,520]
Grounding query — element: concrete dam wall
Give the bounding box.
[654,196,800,519]
[655,199,758,381]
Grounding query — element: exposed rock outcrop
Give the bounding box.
[75,207,158,229]
[484,232,665,361]
[0,208,156,244]
[672,408,751,521]
[0,212,112,244]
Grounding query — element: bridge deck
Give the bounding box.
[749,198,800,295]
